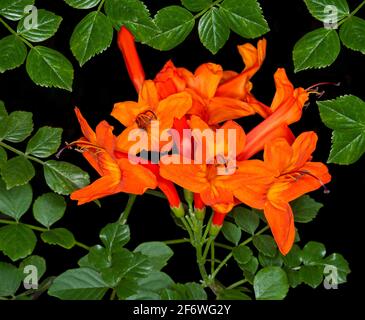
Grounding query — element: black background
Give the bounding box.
[0,0,364,301]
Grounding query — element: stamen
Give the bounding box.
[136,110,157,129]
[297,170,330,194]
[306,82,341,91]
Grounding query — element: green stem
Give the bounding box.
[211,226,269,279]
[110,288,116,300]
[194,0,223,19]
[163,238,190,245]
[118,194,137,224]
[97,0,106,12]
[145,190,166,199]
[211,240,215,274]
[0,17,34,48]
[0,141,45,166]
[226,279,248,290]
[0,219,90,251]
[338,0,365,26]
[214,242,233,250]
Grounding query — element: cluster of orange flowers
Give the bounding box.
[70,27,331,255]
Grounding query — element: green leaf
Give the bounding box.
[26,46,74,91]
[301,241,326,265]
[26,126,63,158]
[232,245,253,265]
[293,28,340,72]
[0,0,35,21]
[104,0,159,41]
[322,253,350,284]
[291,195,323,223]
[222,221,241,245]
[64,0,101,9]
[136,271,174,293]
[304,0,349,22]
[33,193,66,228]
[1,156,35,189]
[299,265,323,288]
[285,269,302,288]
[253,235,277,257]
[217,288,251,300]
[19,255,46,280]
[70,11,113,66]
[0,111,33,143]
[258,252,283,267]
[0,147,7,170]
[17,9,63,42]
[0,224,37,261]
[239,256,259,283]
[233,207,260,235]
[0,35,27,73]
[282,244,302,268]
[145,6,195,51]
[198,7,230,54]
[0,262,23,297]
[318,95,365,164]
[79,245,111,270]
[0,100,7,119]
[41,228,76,249]
[100,223,130,254]
[43,160,90,195]
[340,16,365,54]
[220,0,269,39]
[163,283,207,300]
[254,266,289,300]
[134,242,173,270]
[0,180,32,221]
[181,0,212,12]
[48,268,109,300]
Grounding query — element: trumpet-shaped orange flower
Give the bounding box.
[70,108,157,205]
[111,80,192,153]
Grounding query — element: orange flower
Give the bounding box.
[70,108,157,205]
[234,132,331,255]
[111,80,192,154]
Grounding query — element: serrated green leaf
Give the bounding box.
[304,0,349,22]
[19,255,46,280]
[48,268,109,300]
[282,244,302,268]
[0,179,32,221]
[26,127,63,158]
[1,156,35,189]
[198,7,230,54]
[181,0,212,12]
[41,228,76,249]
[0,0,35,21]
[291,195,323,223]
[70,11,113,66]
[340,16,365,54]
[105,0,159,41]
[100,222,130,254]
[220,0,269,39]
[26,46,74,91]
[17,9,62,42]
[0,224,37,261]
[301,241,326,265]
[64,0,101,9]
[134,242,173,270]
[321,253,350,284]
[145,6,195,51]
[222,221,241,245]
[293,28,340,72]
[0,262,23,297]
[43,160,90,195]
[136,271,174,293]
[0,35,27,73]
[300,265,323,288]
[0,147,7,170]
[217,288,251,300]
[318,95,365,164]
[164,283,207,300]
[0,111,33,143]
[233,245,253,265]
[254,266,289,300]
[253,234,277,257]
[78,245,111,270]
[33,193,66,228]
[233,207,260,234]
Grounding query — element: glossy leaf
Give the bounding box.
[318,95,365,164]
[161,282,207,300]
[222,221,241,245]
[0,179,32,221]
[26,126,63,158]
[1,156,35,189]
[0,147,7,170]
[41,228,76,249]
[181,0,212,12]
[300,265,323,288]
[233,207,260,234]
[0,0,35,21]
[0,111,33,143]
[0,224,37,261]
[134,242,173,270]
[291,195,323,223]
[0,35,27,73]
[220,0,269,39]
[33,193,66,228]
[282,244,302,268]
[233,245,253,265]
[258,252,283,267]
[26,46,74,91]
[254,266,289,300]
[43,160,90,195]
[78,245,111,270]
[301,241,326,265]
[48,268,109,300]
[217,289,251,300]
[321,253,350,284]
[293,28,340,72]
[304,0,349,22]
[198,7,230,54]
[70,11,113,66]
[100,223,130,254]
[19,255,47,280]
[253,235,277,257]
[340,16,365,54]
[0,262,23,297]
[64,0,101,9]
[17,9,63,42]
